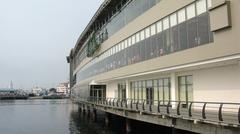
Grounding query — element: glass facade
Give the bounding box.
[178,75,193,103]
[130,77,170,105]
[76,0,213,83]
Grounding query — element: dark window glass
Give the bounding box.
[178,22,188,50]
[170,25,179,52]
[187,17,198,48]
[197,12,210,45]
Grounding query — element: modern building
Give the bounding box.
[67,0,240,133]
[56,82,70,95]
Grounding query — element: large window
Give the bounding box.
[130,77,171,105]
[178,75,193,103]
[118,83,126,100]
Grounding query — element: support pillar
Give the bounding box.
[92,108,97,122]
[105,112,110,127]
[126,119,132,134]
[170,73,178,108]
[82,105,86,115]
[87,106,91,118]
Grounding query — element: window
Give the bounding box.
[136,33,140,43]
[207,0,212,8]
[163,17,169,30]
[121,41,125,50]
[150,24,156,36]
[187,4,196,19]
[145,27,150,38]
[170,13,177,27]
[118,83,126,100]
[178,8,186,23]
[124,39,128,48]
[197,0,207,15]
[178,75,193,103]
[132,35,136,45]
[128,38,132,46]
[158,78,171,103]
[140,30,145,41]
[157,21,162,33]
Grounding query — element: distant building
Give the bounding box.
[32,86,44,96]
[56,82,70,95]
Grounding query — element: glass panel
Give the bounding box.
[157,21,162,33]
[132,35,136,45]
[178,8,186,23]
[163,17,169,30]
[124,39,128,48]
[164,86,170,101]
[179,85,186,101]
[186,75,193,85]
[188,85,193,101]
[128,38,132,46]
[170,13,177,27]
[146,80,153,87]
[154,87,158,105]
[207,0,212,8]
[150,24,156,36]
[187,17,198,48]
[136,33,140,43]
[145,27,150,38]
[140,30,145,41]
[187,4,196,19]
[198,13,210,45]
[197,0,207,15]
[158,86,163,101]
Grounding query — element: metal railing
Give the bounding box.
[74,97,240,126]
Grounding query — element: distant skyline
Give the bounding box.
[0,0,103,89]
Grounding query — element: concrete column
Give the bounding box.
[126,79,130,99]
[78,105,82,113]
[126,119,132,134]
[87,106,91,118]
[170,72,178,108]
[105,112,110,127]
[82,105,86,115]
[92,108,97,122]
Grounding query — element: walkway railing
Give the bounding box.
[74,97,240,126]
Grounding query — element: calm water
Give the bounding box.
[0,99,114,134]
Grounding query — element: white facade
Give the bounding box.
[57,82,70,95]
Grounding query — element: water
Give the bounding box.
[0,99,196,134]
[0,99,114,134]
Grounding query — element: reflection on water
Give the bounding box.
[0,100,196,134]
[0,99,114,134]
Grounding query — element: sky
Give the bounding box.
[0,0,103,89]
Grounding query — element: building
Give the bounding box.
[32,86,44,96]
[56,82,70,95]
[67,0,240,133]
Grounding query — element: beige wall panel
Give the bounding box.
[193,64,240,102]
[211,0,226,8]
[210,3,231,32]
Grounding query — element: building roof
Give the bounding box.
[70,0,125,57]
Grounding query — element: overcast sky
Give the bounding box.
[0,0,103,89]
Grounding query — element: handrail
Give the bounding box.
[74,97,240,125]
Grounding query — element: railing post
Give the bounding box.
[142,100,145,111]
[158,100,161,113]
[189,102,193,117]
[202,103,207,119]
[130,99,133,109]
[177,102,181,115]
[238,106,240,124]
[218,103,223,122]
[136,100,139,110]
[167,101,170,114]
[149,101,152,112]
[116,99,119,107]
